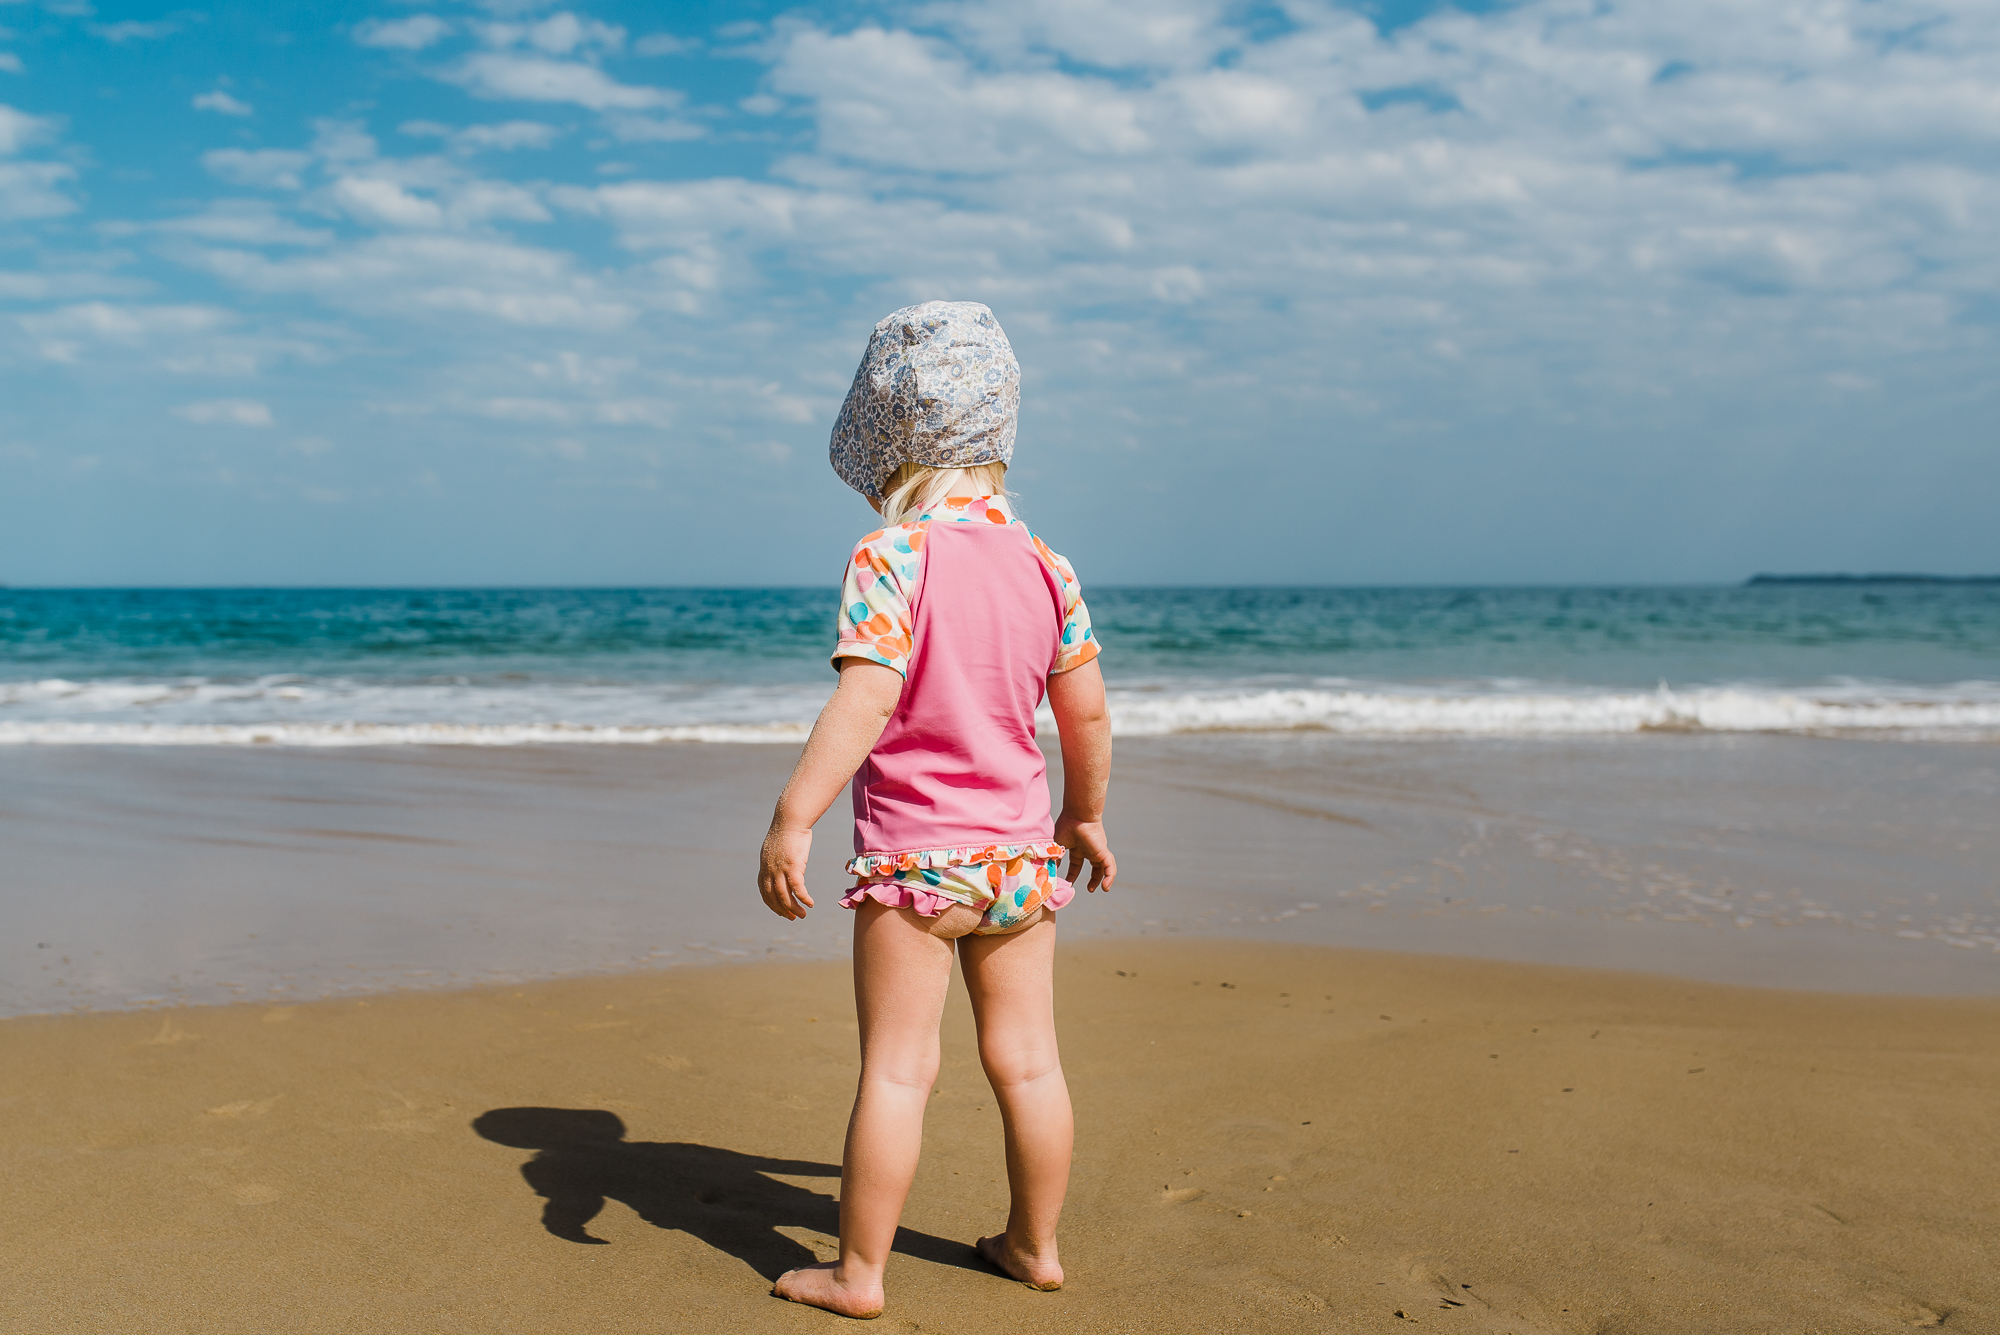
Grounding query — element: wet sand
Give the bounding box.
[5,735,1997,1015]
[4,939,1995,1333]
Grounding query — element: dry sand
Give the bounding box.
[4,939,1994,1333]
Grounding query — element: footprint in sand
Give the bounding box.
[1160,1186,1206,1204]
[207,1096,282,1119]
[142,1018,199,1046]
[370,1089,437,1133]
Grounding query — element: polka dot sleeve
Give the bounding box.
[832,522,928,677]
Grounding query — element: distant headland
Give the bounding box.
[1746,573,2000,585]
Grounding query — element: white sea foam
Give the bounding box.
[4,674,1999,745]
[1102,683,2000,738]
[0,720,813,746]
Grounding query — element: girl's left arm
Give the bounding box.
[757,659,905,920]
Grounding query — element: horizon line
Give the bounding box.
[5,577,1998,593]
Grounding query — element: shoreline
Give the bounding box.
[5,938,1994,1332]
[2,920,1986,1024]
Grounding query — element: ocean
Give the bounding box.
[4,583,1999,745]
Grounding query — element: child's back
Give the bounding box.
[841,495,1098,867]
[757,301,1115,1318]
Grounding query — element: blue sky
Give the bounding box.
[0,0,1995,587]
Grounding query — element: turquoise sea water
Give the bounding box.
[3,585,1998,742]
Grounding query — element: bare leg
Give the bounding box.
[774,899,953,1319]
[958,915,1069,1290]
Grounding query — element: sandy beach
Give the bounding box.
[5,736,1997,1330]
[4,937,1996,1332]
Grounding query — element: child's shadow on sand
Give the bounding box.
[473,1107,982,1280]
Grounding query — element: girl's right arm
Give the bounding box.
[1046,658,1117,892]
[757,659,905,921]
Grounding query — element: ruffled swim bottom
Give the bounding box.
[840,843,1076,936]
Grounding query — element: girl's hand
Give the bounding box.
[759,825,816,920]
[755,660,901,923]
[1053,814,1116,892]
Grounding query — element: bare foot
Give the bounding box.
[772,1262,884,1320]
[976,1233,1064,1290]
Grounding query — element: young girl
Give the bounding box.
[756,301,1115,1320]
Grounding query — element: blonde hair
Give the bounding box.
[877,461,1008,525]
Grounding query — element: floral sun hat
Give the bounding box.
[828,300,1020,500]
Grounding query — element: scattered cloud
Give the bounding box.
[124,199,334,247]
[201,148,312,190]
[322,169,550,230]
[480,13,625,56]
[21,303,233,341]
[7,0,2000,582]
[20,302,232,361]
[185,233,635,330]
[448,52,676,110]
[354,15,451,51]
[311,119,377,164]
[602,114,705,142]
[192,90,253,117]
[0,160,75,219]
[0,102,54,154]
[90,19,178,43]
[0,269,150,300]
[633,33,693,57]
[330,176,447,229]
[173,398,274,426]
[401,118,560,152]
[0,53,23,74]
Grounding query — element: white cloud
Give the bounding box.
[21,303,232,342]
[91,20,177,43]
[324,169,550,230]
[458,119,559,150]
[173,399,274,426]
[0,160,76,219]
[331,176,446,229]
[448,52,676,110]
[20,302,233,361]
[355,15,450,51]
[767,27,1149,162]
[192,90,253,117]
[402,119,561,152]
[0,53,23,74]
[602,114,706,142]
[634,33,693,57]
[134,200,334,247]
[0,102,53,154]
[312,119,377,164]
[202,148,312,190]
[481,13,626,56]
[0,269,149,300]
[188,234,635,330]
[925,0,1231,70]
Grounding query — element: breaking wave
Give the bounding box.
[3,675,1997,745]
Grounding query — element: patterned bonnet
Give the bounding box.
[828,301,1020,500]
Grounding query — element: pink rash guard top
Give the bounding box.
[831,494,1100,866]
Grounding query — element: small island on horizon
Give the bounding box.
[1746,572,2000,585]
